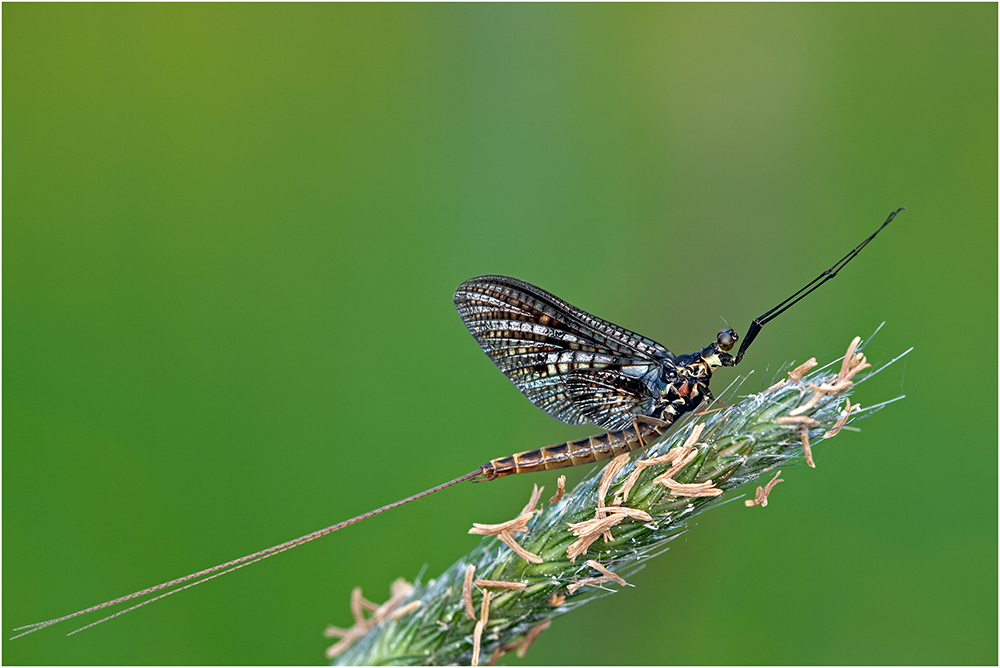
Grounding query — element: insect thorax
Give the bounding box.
[652,341,732,420]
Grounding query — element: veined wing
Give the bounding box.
[454,275,674,431]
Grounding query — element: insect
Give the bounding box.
[12,208,902,639]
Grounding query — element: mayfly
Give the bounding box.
[13,208,903,639]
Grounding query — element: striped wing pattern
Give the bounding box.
[454,275,675,431]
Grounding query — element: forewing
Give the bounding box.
[454,275,673,430]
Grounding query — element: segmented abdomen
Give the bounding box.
[480,419,672,480]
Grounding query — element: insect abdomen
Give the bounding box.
[481,421,670,480]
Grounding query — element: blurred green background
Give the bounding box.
[4,4,996,665]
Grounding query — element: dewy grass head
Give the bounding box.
[330,333,910,665]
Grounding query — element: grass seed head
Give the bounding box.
[332,336,905,666]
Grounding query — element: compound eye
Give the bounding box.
[717,328,737,351]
